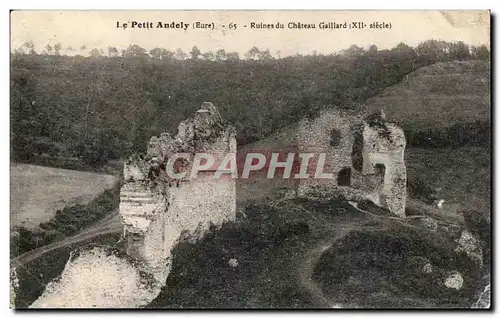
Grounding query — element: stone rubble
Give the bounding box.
[444,271,464,290]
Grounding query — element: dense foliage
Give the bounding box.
[11,41,490,168]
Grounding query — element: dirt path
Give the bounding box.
[297,225,355,308]
[12,211,122,266]
[296,201,441,309]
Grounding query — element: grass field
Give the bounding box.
[361,60,490,130]
[10,164,119,230]
[405,147,491,219]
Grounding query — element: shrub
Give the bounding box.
[407,176,437,203]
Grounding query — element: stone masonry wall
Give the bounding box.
[296,108,364,195]
[361,121,407,217]
[296,108,407,217]
[120,101,237,283]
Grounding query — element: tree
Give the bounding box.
[415,40,448,62]
[107,46,119,58]
[368,44,378,54]
[245,46,260,60]
[13,46,25,55]
[471,45,490,61]
[44,44,53,55]
[23,41,36,55]
[343,44,364,57]
[123,44,148,58]
[393,42,410,51]
[174,48,188,60]
[202,51,215,61]
[226,52,240,61]
[448,41,471,61]
[150,48,174,61]
[150,47,163,60]
[54,43,62,56]
[160,49,174,60]
[80,45,87,52]
[258,49,274,61]
[89,48,102,58]
[215,49,227,61]
[189,46,201,60]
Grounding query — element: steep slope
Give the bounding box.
[361,60,490,130]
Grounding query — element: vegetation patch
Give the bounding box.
[405,147,491,217]
[11,183,120,257]
[404,120,490,149]
[11,42,489,166]
[312,225,482,308]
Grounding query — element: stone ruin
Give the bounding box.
[120,101,237,281]
[296,108,407,217]
[30,102,237,308]
[26,103,408,308]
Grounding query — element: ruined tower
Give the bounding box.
[29,103,238,308]
[296,108,407,217]
[120,102,237,281]
[361,117,407,217]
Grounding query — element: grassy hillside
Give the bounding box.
[361,60,490,131]
[406,147,491,218]
[10,164,118,230]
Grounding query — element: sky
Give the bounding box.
[10,10,491,57]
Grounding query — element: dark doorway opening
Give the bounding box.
[330,129,342,147]
[338,167,352,186]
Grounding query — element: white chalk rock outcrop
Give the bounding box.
[455,229,483,267]
[30,246,162,308]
